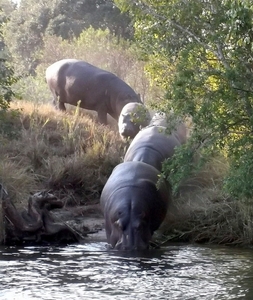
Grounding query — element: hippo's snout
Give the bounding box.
[118,224,150,251]
[116,236,149,251]
[119,122,136,140]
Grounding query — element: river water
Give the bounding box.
[1,232,253,300]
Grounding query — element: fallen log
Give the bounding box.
[0,185,103,246]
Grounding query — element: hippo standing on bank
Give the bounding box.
[46,59,142,125]
[124,125,184,172]
[100,161,171,250]
[118,102,151,140]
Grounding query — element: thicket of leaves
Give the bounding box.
[116,0,253,199]
[0,58,17,110]
[2,0,133,75]
[0,2,17,112]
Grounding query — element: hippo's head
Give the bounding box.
[118,103,151,140]
[104,185,166,251]
[112,208,152,251]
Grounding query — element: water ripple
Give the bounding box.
[0,243,253,299]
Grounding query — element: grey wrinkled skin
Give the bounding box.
[46,59,141,124]
[124,125,182,172]
[100,161,171,250]
[150,112,188,144]
[118,102,151,140]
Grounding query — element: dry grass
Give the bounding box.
[0,100,125,209]
[1,100,253,247]
[158,157,253,247]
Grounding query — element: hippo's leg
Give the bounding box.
[53,99,66,111]
[104,218,117,248]
[110,231,120,249]
[97,108,108,125]
[51,91,59,108]
[51,91,66,111]
[58,101,66,111]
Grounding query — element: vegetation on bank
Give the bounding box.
[0,0,253,247]
[0,101,124,206]
[117,0,253,200]
[1,100,253,247]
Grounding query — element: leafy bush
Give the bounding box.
[116,0,253,199]
[0,58,17,110]
[13,73,50,104]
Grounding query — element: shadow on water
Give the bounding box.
[1,241,253,300]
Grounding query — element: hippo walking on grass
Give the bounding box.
[100,161,171,250]
[46,59,142,125]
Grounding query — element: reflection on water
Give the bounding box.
[1,240,253,300]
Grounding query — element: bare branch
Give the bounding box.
[215,43,231,69]
[233,87,253,94]
[169,19,212,50]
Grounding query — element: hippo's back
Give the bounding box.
[46,59,142,122]
[46,59,137,92]
[100,161,170,211]
[46,59,111,84]
[124,126,181,171]
[46,59,78,81]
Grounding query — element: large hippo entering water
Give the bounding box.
[100,161,171,250]
[46,59,142,124]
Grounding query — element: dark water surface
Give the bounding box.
[1,236,253,300]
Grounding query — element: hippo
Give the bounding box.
[124,125,182,172]
[118,102,151,140]
[100,161,171,250]
[150,112,188,144]
[46,59,142,124]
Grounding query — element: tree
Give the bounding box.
[0,1,17,110]
[3,0,51,75]
[3,0,133,75]
[0,0,15,54]
[115,0,253,199]
[0,58,17,110]
[46,0,133,40]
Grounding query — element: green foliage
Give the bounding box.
[0,1,18,110]
[3,0,51,75]
[116,0,253,199]
[2,0,133,75]
[0,58,17,109]
[224,137,253,199]
[161,143,196,194]
[13,73,50,104]
[46,0,132,39]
